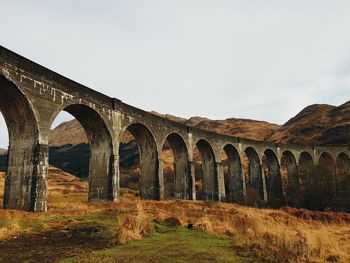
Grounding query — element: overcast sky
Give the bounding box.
[1,1,350,147]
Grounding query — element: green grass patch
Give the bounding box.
[61,222,255,263]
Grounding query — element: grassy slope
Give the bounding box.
[0,168,350,263]
[62,223,254,263]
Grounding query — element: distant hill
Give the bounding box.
[50,120,88,146]
[269,101,350,146]
[150,112,281,141]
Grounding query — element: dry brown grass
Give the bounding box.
[0,168,350,263]
[0,219,20,239]
[116,202,154,244]
[84,200,349,263]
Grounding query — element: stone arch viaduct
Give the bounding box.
[0,46,349,212]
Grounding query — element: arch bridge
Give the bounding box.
[0,46,349,212]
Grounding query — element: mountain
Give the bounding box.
[150,112,281,141]
[49,120,134,147]
[50,120,88,146]
[269,101,350,146]
[185,117,280,141]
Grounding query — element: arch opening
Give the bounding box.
[281,151,300,207]
[318,152,336,188]
[121,123,159,200]
[298,152,314,191]
[316,152,336,210]
[336,153,350,211]
[262,149,284,208]
[221,144,243,204]
[49,104,115,206]
[298,152,314,209]
[243,147,264,205]
[0,113,8,209]
[0,75,39,211]
[194,139,217,201]
[162,139,175,199]
[118,129,140,199]
[162,133,191,200]
[299,151,336,211]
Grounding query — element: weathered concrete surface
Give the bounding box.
[0,45,349,212]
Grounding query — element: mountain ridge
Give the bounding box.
[49,101,350,147]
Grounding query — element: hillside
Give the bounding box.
[269,101,350,146]
[49,101,350,148]
[49,120,88,146]
[150,111,281,141]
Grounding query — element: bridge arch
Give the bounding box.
[298,151,314,192]
[336,152,350,211]
[319,152,336,190]
[194,139,217,201]
[243,146,265,202]
[281,150,300,206]
[0,74,42,211]
[120,122,160,200]
[319,152,335,168]
[336,152,350,161]
[161,133,191,200]
[221,144,243,203]
[49,103,116,202]
[262,149,284,207]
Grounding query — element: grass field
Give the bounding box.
[0,168,350,263]
[61,221,255,263]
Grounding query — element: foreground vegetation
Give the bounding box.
[0,169,350,263]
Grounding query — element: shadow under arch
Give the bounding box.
[336,152,350,211]
[0,75,41,211]
[123,123,159,200]
[319,152,336,190]
[319,152,336,172]
[195,139,217,201]
[298,151,314,187]
[244,147,264,201]
[222,144,243,203]
[281,150,300,206]
[163,133,192,200]
[50,104,116,202]
[263,149,284,207]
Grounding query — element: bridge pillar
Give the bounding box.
[216,162,226,202]
[111,154,120,201]
[88,148,117,202]
[173,160,193,200]
[158,157,164,200]
[241,161,247,197]
[261,166,268,202]
[279,166,287,205]
[31,143,49,212]
[171,150,191,200]
[4,142,49,212]
[189,161,196,200]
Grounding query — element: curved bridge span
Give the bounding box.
[1,46,349,212]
